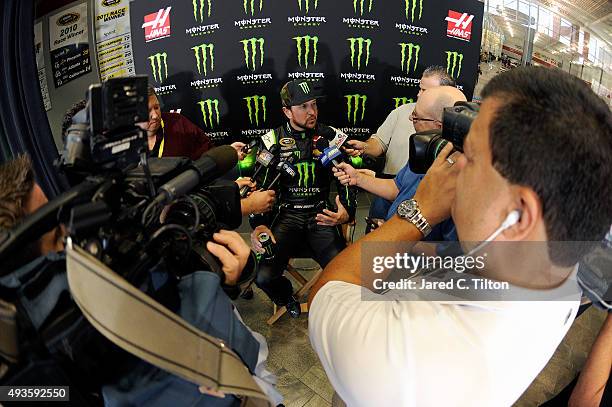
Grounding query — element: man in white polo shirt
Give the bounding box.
[308,67,612,406]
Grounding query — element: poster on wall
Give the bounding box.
[129,0,484,152]
[49,2,92,88]
[95,0,136,81]
[34,21,52,111]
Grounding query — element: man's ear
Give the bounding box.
[503,187,541,241]
[282,106,292,121]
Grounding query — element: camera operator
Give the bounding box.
[334,86,465,243]
[308,67,612,406]
[0,155,281,406]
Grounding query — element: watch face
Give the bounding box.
[398,199,417,218]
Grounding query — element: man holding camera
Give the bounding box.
[0,155,281,405]
[249,79,358,318]
[334,86,465,241]
[308,67,612,406]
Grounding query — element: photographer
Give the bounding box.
[308,67,612,406]
[334,86,465,242]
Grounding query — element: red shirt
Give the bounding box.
[153,112,213,160]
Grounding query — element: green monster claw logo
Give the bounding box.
[244,0,263,15]
[399,43,420,74]
[293,35,318,68]
[347,37,371,70]
[345,94,367,125]
[404,0,423,22]
[445,51,463,78]
[241,38,265,71]
[244,96,267,126]
[393,97,414,109]
[197,99,220,128]
[298,82,311,93]
[353,0,373,15]
[191,43,214,76]
[192,0,212,22]
[296,162,316,187]
[297,0,318,13]
[148,52,168,83]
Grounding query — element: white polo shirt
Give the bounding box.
[309,276,580,407]
[372,103,416,175]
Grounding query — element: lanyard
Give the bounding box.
[157,118,165,158]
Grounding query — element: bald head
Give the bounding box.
[418,86,467,121]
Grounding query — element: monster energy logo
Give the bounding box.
[241,38,265,71]
[399,43,420,73]
[148,52,168,83]
[297,0,318,13]
[244,0,263,15]
[244,96,267,126]
[353,0,372,15]
[293,36,318,68]
[296,162,316,187]
[347,37,371,70]
[404,0,423,22]
[393,97,414,109]
[192,0,212,22]
[197,99,220,128]
[191,43,214,76]
[445,51,463,78]
[298,82,310,93]
[345,94,367,125]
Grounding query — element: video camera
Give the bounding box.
[0,76,251,286]
[409,101,479,174]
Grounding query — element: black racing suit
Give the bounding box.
[250,122,358,305]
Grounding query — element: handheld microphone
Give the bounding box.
[241,139,258,154]
[155,145,238,205]
[240,145,279,198]
[267,155,297,190]
[316,138,343,168]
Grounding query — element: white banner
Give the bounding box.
[95,0,135,81]
[34,21,51,110]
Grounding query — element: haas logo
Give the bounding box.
[142,7,172,42]
[445,10,474,42]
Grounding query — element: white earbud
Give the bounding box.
[466,210,522,256]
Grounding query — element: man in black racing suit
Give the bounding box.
[249,79,357,318]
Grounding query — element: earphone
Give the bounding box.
[465,210,522,256]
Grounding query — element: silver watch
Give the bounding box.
[397,199,432,237]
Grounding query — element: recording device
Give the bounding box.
[316,138,343,168]
[239,144,279,198]
[409,102,479,174]
[0,76,251,285]
[266,155,297,190]
[241,139,258,155]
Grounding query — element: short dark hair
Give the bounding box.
[0,155,34,231]
[61,99,87,138]
[482,67,612,265]
[423,65,456,87]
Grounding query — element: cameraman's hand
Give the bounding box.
[206,230,250,286]
[413,143,462,226]
[235,177,255,191]
[251,225,275,253]
[230,142,247,160]
[332,162,360,186]
[242,189,276,215]
[343,139,365,157]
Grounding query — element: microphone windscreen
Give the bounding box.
[316,137,330,151]
[203,145,238,174]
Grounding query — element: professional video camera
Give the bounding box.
[409,101,479,174]
[0,75,250,285]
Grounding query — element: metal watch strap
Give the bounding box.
[410,211,432,237]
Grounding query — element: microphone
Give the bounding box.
[267,155,297,190]
[155,145,238,205]
[240,145,279,198]
[316,138,343,168]
[241,139,258,154]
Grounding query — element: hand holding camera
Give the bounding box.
[206,230,251,286]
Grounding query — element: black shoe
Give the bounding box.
[285,296,301,319]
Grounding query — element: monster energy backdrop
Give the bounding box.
[130,0,483,151]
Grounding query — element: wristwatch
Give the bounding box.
[397,199,432,237]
